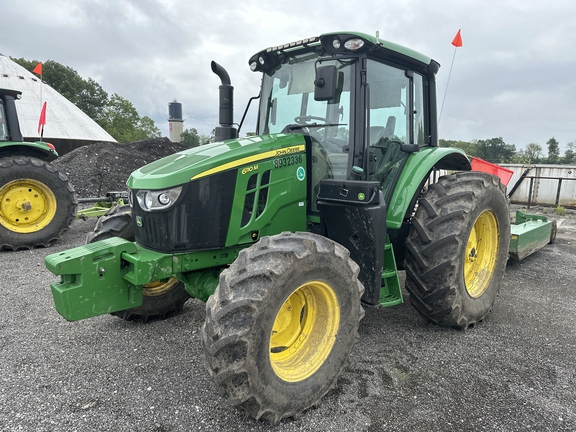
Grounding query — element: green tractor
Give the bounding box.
[0,88,77,250]
[46,32,511,423]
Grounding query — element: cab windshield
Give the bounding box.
[258,54,354,210]
[256,51,429,209]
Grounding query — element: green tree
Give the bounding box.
[138,116,161,139]
[546,137,560,164]
[563,141,576,165]
[180,128,211,148]
[12,58,110,120]
[476,137,516,163]
[9,57,38,72]
[11,57,161,142]
[439,139,479,156]
[514,143,542,164]
[77,77,109,122]
[98,94,142,143]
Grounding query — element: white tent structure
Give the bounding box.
[0,54,115,154]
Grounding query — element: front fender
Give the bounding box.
[386,147,470,228]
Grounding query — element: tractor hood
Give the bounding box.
[127,133,306,190]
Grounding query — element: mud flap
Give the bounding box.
[45,237,143,321]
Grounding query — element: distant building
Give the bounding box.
[0,54,116,155]
[168,100,183,143]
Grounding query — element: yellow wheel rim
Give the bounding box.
[465,210,499,298]
[142,277,180,296]
[0,179,57,233]
[270,280,340,382]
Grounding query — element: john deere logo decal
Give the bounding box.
[296,166,305,181]
[136,216,143,227]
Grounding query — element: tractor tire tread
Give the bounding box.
[404,171,510,330]
[203,231,364,424]
[0,156,77,250]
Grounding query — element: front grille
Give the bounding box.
[132,170,236,252]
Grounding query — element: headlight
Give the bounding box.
[344,38,364,51]
[136,186,182,211]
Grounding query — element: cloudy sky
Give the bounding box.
[3,0,576,152]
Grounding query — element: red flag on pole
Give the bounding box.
[33,62,43,75]
[38,101,47,134]
[451,29,463,47]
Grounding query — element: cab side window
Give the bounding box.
[0,102,8,141]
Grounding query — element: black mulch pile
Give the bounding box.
[52,138,189,198]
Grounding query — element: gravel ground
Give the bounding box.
[1,208,575,431]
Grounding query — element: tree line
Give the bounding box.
[11,58,165,143]
[440,137,576,165]
[9,58,576,159]
[13,57,211,147]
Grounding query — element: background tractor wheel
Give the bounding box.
[202,231,364,424]
[404,171,510,330]
[87,204,190,321]
[0,156,77,251]
[549,219,557,244]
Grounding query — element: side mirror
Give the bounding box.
[314,65,337,101]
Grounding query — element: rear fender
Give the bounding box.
[387,147,470,228]
[0,141,59,161]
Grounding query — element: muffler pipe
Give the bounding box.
[211,61,237,141]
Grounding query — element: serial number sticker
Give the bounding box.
[273,154,303,169]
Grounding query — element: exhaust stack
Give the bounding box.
[211,61,238,142]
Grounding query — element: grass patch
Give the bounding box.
[555,205,566,216]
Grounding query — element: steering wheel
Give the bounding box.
[371,137,404,149]
[294,115,329,125]
[374,140,404,183]
[371,137,397,158]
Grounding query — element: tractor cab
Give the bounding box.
[0,88,58,160]
[249,32,436,210]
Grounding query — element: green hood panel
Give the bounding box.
[127,134,306,190]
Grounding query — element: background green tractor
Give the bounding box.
[0,88,77,250]
[46,32,511,423]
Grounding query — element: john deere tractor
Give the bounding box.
[0,88,77,250]
[46,32,510,423]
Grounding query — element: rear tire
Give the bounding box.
[202,232,364,424]
[87,204,190,321]
[0,156,77,250]
[404,172,510,329]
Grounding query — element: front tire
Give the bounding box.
[404,172,510,329]
[0,156,77,250]
[202,232,364,424]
